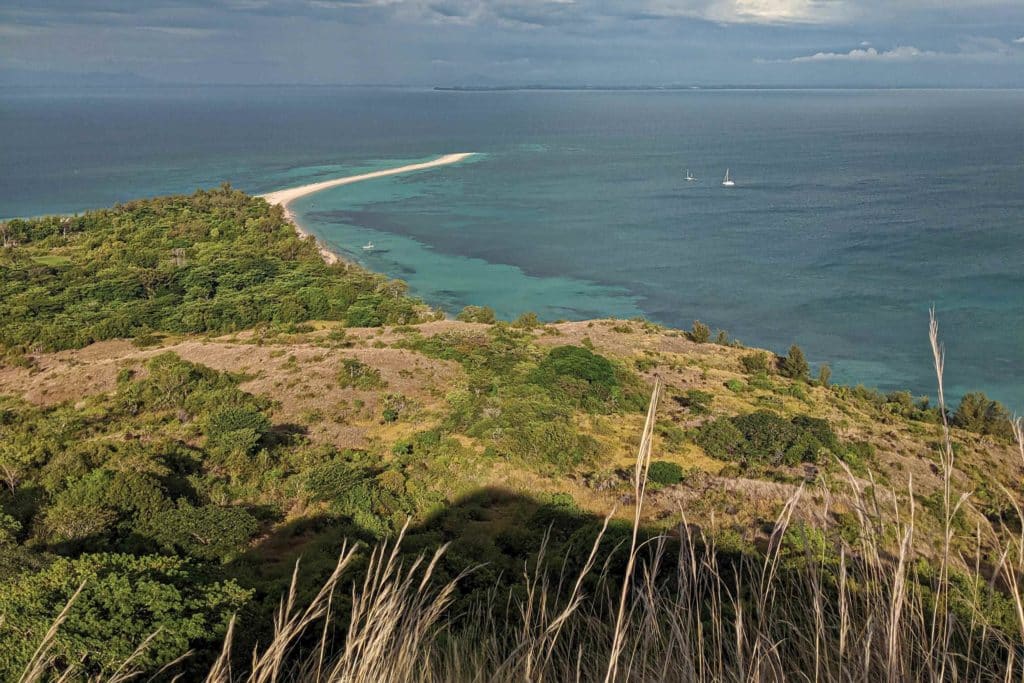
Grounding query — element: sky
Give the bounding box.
[1,1,1023,87]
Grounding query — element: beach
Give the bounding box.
[259,153,474,264]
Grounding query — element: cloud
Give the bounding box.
[138,25,222,37]
[1015,36,1024,43]
[762,37,1023,65]
[788,45,938,62]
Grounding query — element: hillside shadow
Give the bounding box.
[222,486,684,657]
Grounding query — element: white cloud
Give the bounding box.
[1015,36,1024,43]
[760,37,1024,65]
[789,45,937,62]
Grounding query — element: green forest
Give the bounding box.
[0,185,426,353]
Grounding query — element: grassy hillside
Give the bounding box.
[1,190,1022,680]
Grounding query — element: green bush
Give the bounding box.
[695,418,746,460]
[740,351,772,375]
[337,358,386,390]
[733,411,798,459]
[145,502,259,562]
[676,389,713,414]
[725,379,746,393]
[204,405,271,456]
[0,553,249,679]
[841,440,876,474]
[648,461,684,487]
[513,312,540,329]
[456,305,497,324]
[530,345,627,412]
[697,411,843,466]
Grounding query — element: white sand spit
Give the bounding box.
[258,153,474,264]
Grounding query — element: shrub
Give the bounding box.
[695,418,746,460]
[381,394,409,423]
[531,345,625,412]
[689,320,711,344]
[204,405,271,456]
[725,379,746,393]
[698,411,843,467]
[779,344,810,381]
[676,389,713,415]
[0,553,249,679]
[304,456,369,502]
[655,420,687,451]
[456,305,497,324]
[513,312,540,329]
[841,440,876,474]
[146,502,259,563]
[337,358,386,390]
[733,411,798,460]
[648,461,684,487]
[740,351,771,375]
[817,363,832,387]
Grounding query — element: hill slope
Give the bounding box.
[1,188,1022,679]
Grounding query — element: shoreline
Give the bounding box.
[259,153,475,265]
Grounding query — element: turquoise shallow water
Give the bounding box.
[2,87,1022,409]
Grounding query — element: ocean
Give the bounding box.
[2,86,1022,410]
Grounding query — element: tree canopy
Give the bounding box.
[0,186,427,352]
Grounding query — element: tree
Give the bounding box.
[953,392,1013,440]
[0,553,250,679]
[779,344,810,381]
[817,363,832,387]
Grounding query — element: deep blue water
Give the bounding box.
[1,86,1022,410]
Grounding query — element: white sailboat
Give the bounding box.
[362,241,375,251]
[721,168,735,187]
[685,169,696,182]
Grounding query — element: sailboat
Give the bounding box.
[362,241,375,252]
[721,169,735,187]
[685,169,696,182]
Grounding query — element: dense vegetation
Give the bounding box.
[0,352,455,675]
[2,190,1022,680]
[0,186,427,352]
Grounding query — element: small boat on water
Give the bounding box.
[362,242,375,251]
[685,169,696,182]
[721,169,735,187]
